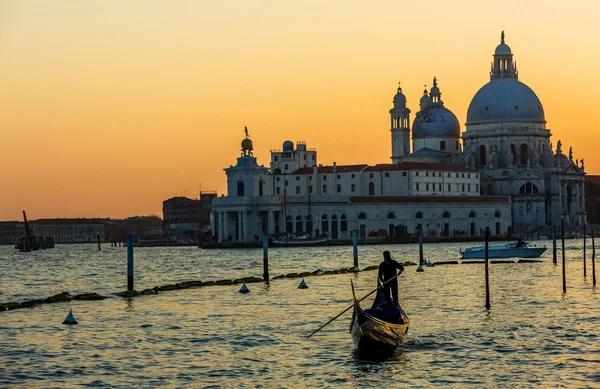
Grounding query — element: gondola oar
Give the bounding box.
[306,272,401,338]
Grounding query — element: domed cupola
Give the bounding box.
[466,32,546,126]
[393,85,407,108]
[419,87,431,111]
[412,77,460,140]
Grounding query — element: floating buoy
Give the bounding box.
[62,309,78,325]
[416,264,425,272]
[239,283,250,294]
[426,260,433,267]
[298,278,308,289]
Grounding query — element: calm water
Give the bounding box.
[1,241,599,388]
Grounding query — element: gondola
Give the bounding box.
[349,280,410,351]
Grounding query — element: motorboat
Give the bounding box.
[460,241,547,259]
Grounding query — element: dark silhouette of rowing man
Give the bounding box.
[378,250,404,306]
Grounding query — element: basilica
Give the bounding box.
[211,33,586,243]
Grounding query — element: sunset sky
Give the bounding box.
[1,0,599,220]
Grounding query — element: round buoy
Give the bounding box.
[426,260,433,267]
[416,264,425,272]
[298,278,308,289]
[239,283,250,294]
[62,309,78,325]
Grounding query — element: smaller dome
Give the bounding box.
[419,91,431,108]
[412,105,460,139]
[495,43,511,55]
[394,87,406,104]
[282,140,294,152]
[430,85,440,95]
[241,138,253,151]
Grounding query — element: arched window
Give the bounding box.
[286,215,293,233]
[520,144,528,165]
[340,214,347,232]
[387,212,395,219]
[358,212,367,220]
[479,145,487,166]
[415,211,423,219]
[468,211,476,218]
[295,215,303,234]
[442,211,450,218]
[519,183,539,194]
[306,215,313,234]
[494,211,501,218]
[321,214,329,233]
[368,182,375,196]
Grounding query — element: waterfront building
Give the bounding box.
[163,193,216,237]
[31,219,106,243]
[211,33,586,242]
[0,222,24,245]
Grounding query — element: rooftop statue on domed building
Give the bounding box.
[569,147,573,160]
[241,126,254,156]
[556,140,562,154]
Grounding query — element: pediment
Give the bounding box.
[564,164,584,175]
[515,169,543,180]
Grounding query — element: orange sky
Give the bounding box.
[1,0,599,220]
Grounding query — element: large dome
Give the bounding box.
[412,106,460,138]
[466,78,545,125]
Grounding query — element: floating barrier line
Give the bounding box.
[0,263,418,312]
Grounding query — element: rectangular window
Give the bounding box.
[276,177,280,182]
[448,184,451,192]
[462,184,465,191]
[416,183,420,191]
[322,185,327,193]
[448,173,451,177]
[439,183,442,191]
[285,181,288,186]
[351,184,356,192]
[402,172,407,177]
[337,184,341,193]
[468,184,471,192]
[312,155,315,160]
[416,172,419,176]
[274,156,278,161]
[237,181,244,196]
[426,172,429,177]
[309,176,312,181]
[426,183,429,191]
[351,174,355,178]
[384,172,390,177]
[296,186,301,194]
[456,173,459,178]
[337,174,341,179]
[462,173,465,178]
[468,174,471,178]
[276,187,281,195]
[476,184,479,192]
[369,173,374,178]
[296,176,300,180]
[285,164,288,170]
[309,185,313,194]
[438,173,441,177]
[304,155,306,160]
[323,175,327,181]
[440,141,446,151]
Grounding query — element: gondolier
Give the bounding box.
[378,250,404,306]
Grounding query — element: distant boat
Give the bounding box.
[270,233,328,247]
[349,280,409,352]
[460,242,547,259]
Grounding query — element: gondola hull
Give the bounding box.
[349,297,410,351]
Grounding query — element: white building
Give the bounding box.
[212,134,510,243]
[211,32,583,241]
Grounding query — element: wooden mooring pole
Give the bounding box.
[561,219,566,294]
[552,225,557,265]
[583,223,587,278]
[352,230,358,269]
[418,225,424,266]
[592,224,596,286]
[127,235,134,291]
[263,231,269,283]
[97,234,101,251]
[485,227,490,310]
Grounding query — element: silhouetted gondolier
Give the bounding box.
[378,250,404,306]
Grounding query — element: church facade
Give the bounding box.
[211,33,585,243]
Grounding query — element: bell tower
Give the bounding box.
[390,83,411,163]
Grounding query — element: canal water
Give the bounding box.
[1,241,598,388]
